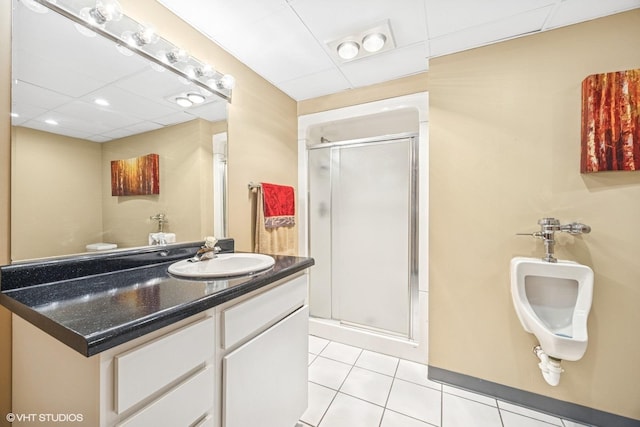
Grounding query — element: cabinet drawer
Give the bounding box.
[222,274,307,349]
[117,365,214,427]
[115,316,215,413]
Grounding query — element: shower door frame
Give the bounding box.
[307,132,420,341]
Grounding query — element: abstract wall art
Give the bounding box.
[111,153,160,196]
[581,68,640,173]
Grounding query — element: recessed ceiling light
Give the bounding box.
[94,98,110,106]
[45,119,59,126]
[10,112,19,118]
[337,41,360,60]
[362,33,386,53]
[175,96,192,108]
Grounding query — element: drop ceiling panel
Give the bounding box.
[55,101,143,131]
[544,0,640,29]
[429,6,554,57]
[114,68,196,102]
[340,43,429,88]
[12,81,72,111]
[291,0,427,47]
[90,86,181,121]
[23,119,93,140]
[425,0,555,38]
[157,0,640,100]
[157,0,288,40]
[13,48,108,98]
[213,6,336,84]
[278,67,353,101]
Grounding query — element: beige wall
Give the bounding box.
[299,11,640,420]
[11,128,103,259]
[428,10,640,420]
[298,72,428,116]
[11,120,223,259]
[102,119,221,248]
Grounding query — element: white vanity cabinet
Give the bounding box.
[12,313,217,427]
[11,272,309,427]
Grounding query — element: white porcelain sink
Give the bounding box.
[168,253,275,279]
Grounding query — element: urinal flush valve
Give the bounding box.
[517,217,591,263]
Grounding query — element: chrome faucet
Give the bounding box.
[517,218,591,263]
[188,236,222,262]
[150,213,168,232]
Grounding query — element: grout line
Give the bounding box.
[305,335,586,427]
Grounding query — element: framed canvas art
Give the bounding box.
[111,153,160,196]
[581,68,640,173]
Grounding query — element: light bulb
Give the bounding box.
[218,74,236,90]
[122,26,159,47]
[337,41,360,60]
[362,33,386,53]
[93,0,122,23]
[187,93,206,104]
[183,65,197,80]
[165,49,188,64]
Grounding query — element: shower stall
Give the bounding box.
[308,133,419,342]
[300,93,429,362]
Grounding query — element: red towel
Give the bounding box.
[261,183,295,229]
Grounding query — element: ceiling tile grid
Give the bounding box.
[157,0,640,101]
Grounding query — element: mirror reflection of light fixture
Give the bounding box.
[122,26,159,48]
[186,93,205,104]
[76,0,123,36]
[175,97,192,108]
[164,49,189,64]
[217,74,236,90]
[337,41,359,60]
[24,0,234,101]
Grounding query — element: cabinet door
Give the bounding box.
[223,306,308,427]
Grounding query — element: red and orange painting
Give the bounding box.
[111,153,159,196]
[581,68,640,173]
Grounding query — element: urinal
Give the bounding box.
[510,256,594,361]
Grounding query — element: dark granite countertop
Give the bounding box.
[0,241,314,357]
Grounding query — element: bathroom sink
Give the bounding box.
[168,253,275,279]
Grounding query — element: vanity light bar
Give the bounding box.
[28,0,234,102]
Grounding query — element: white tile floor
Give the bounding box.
[299,335,593,427]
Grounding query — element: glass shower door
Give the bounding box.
[308,136,416,338]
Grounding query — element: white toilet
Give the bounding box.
[510,256,594,361]
[86,243,118,252]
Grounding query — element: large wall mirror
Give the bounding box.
[10,0,229,261]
